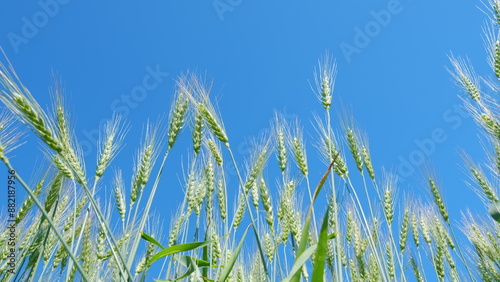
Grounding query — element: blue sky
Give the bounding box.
[0,0,494,278]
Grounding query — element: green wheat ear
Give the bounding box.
[448,55,481,102]
[167,91,189,149]
[313,52,337,110]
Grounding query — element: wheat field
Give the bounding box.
[2,1,500,282]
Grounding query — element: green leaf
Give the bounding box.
[155,257,200,281]
[141,232,165,249]
[327,232,337,240]
[312,209,329,282]
[490,200,500,223]
[218,224,251,282]
[153,256,211,282]
[149,240,218,266]
[282,244,318,282]
[176,256,218,268]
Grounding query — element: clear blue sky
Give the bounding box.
[0,0,492,277]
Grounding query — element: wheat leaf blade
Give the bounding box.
[218,224,250,282]
[311,209,330,282]
[283,244,318,282]
[141,232,165,249]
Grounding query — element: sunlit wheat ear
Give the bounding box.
[53,224,83,268]
[167,84,189,150]
[243,138,271,193]
[51,84,87,186]
[111,232,130,260]
[359,134,375,179]
[290,208,303,242]
[186,75,229,145]
[251,182,259,208]
[448,55,481,102]
[192,105,204,156]
[277,188,291,243]
[273,112,288,173]
[52,192,70,227]
[288,119,308,176]
[313,51,337,110]
[495,0,500,25]
[195,178,207,216]
[186,167,198,214]
[483,23,500,80]
[383,186,394,226]
[433,216,454,250]
[348,259,359,281]
[370,218,380,244]
[63,194,88,232]
[204,161,216,217]
[81,217,96,278]
[346,127,363,173]
[428,177,450,224]
[113,170,127,223]
[420,212,432,245]
[0,56,62,152]
[135,242,155,275]
[313,114,348,177]
[44,172,65,213]
[18,218,40,252]
[466,158,498,202]
[410,257,424,282]
[216,177,227,221]
[368,253,381,281]
[399,207,410,253]
[233,193,246,229]
[130,120,162,206]
[97,228,111,262]
[199,102,228,144]
[135,219,162,275]
[259,178,274,232]
[438,233,456,271]
[96,115,127,178]
[351,216,368,278]
[477,110,500,140]
[462,212,498,273]
[264,232,275,261]
[206,137,223,166]
[411,210,420,248]
[51,154,72,179]
[169,211,185,247]
[250,255,267,281]
[235,265,245,282]
[432,221,447,281]
[346,210,354,243]
[484,0,500,26]
[204,160,216,194]
[386,242,395,280]
[209,223,222,263]
[327,193,338,232]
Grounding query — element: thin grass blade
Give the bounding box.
[291,156,337,282]
[149,239,218,266]
[141,232,165,249]
[218,224,251,282]
[283,244,318,282]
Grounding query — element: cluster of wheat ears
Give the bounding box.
[4,2,500,282]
